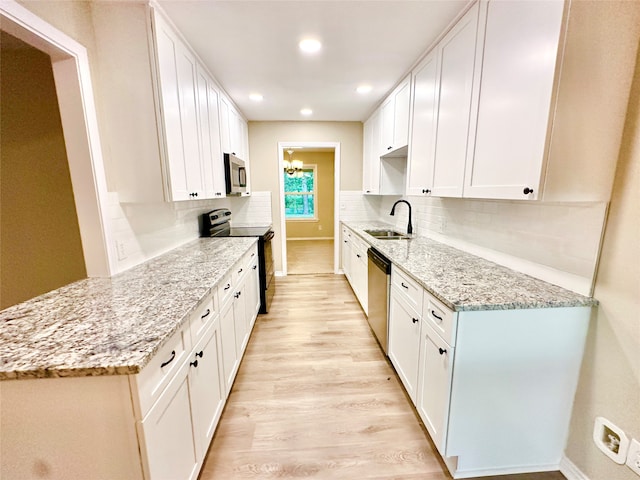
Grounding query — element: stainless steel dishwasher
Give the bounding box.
[367,247,391,355]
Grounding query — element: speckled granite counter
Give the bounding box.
[0,237,256,381]
[343,221,596,312]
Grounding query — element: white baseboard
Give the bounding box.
[560,456,590,480]
[287,237,334,241]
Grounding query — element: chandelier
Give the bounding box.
[284,149,303,177]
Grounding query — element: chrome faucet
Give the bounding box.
[390,200,413,235]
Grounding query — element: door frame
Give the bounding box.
[0,1,115,276]
[277,141,341,276]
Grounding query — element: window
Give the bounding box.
[284,165,317,220]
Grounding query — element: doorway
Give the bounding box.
[0,1,115,284]
[277,142,341,276]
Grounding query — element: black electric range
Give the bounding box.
[199,209,274,314]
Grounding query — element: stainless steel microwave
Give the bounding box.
[224,153,247,195]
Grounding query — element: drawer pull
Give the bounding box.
[224,283,231,291]
[234,291,242,299]
[253,265,257,270]
[439,348,447,355]
[356,254,361,258]
[251,252,255,257]
[412,317,419,324]
[238,268,243,274]
[195,350,203,358]
[160,350,176,369]
[190,359,198,368]
[431,310,443,323]
[401,282,409,289]
[201,309,211,319]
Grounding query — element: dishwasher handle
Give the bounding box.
[367,247,391,274]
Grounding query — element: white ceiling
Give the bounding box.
[157,0,470,122]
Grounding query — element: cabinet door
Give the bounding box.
[417,321,454,456]
[196,66,216,200]
[174,44,203,199]
[363,110,382,194]
[233,280,249,356]
[463,0,564,200]
[219,300,238,396]
[246,257,261,329]
[154,17,189,201]
[139,361,199,480]
[431,3,479,198]
[388,288,422,404]
[154,13,203,201]
[341,230,352,280]
[380,97,395,155]
[189,320,225,462]
[207,82,225,197]
[229,107,243,158]
[393,77,411,148]
[219,96,231,154]
[407,50,439,196]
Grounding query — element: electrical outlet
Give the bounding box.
[626,439,640,477]
[116,240,127,261]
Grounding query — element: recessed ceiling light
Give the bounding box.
[300,108,313,116]
[356,84,373,94]
[249,93,263,102]
[299,38,322,53]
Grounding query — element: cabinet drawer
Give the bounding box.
[232,245,257,285]
[218,272,234,308]
[189,296,216,345]
[423,291,458,345]
[135,323,190,418]
[391,266,423,313]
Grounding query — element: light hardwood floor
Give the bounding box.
[287,239,334,274]
[199,274,567,480]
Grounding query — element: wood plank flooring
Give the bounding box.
[286,239,334,274]
[199,274,566,480]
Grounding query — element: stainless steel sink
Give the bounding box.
[364,229,410,240]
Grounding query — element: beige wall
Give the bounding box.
[0,33,87,309]
[248,121,363,271]
[565,45,640,479]
[285,152,335,239]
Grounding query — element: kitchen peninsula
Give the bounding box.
[0,237,260,480]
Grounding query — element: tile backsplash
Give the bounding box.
[349,193,607,296]
[108,192,272,273]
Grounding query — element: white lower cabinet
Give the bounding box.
[138,360,199,480]
[341,225,368,313]
[139,244,260,478]
[246,255,261,329]
[416,319,454,456]
[388,270,422,404]
[387,263,591,478]
[219,297,238,396]
[188,320,225,460]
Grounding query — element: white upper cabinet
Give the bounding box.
[362,110,382,194]
[155,13,205,201]
[406,49,440,196]
[90,3,250,202]
[379,75,411,156]
[220,95,248,160]
[464,0,565,200]
[196,65,225,198]
[430,3,479,198]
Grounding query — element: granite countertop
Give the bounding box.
[0,237,256,381]
[342,221,597,312]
